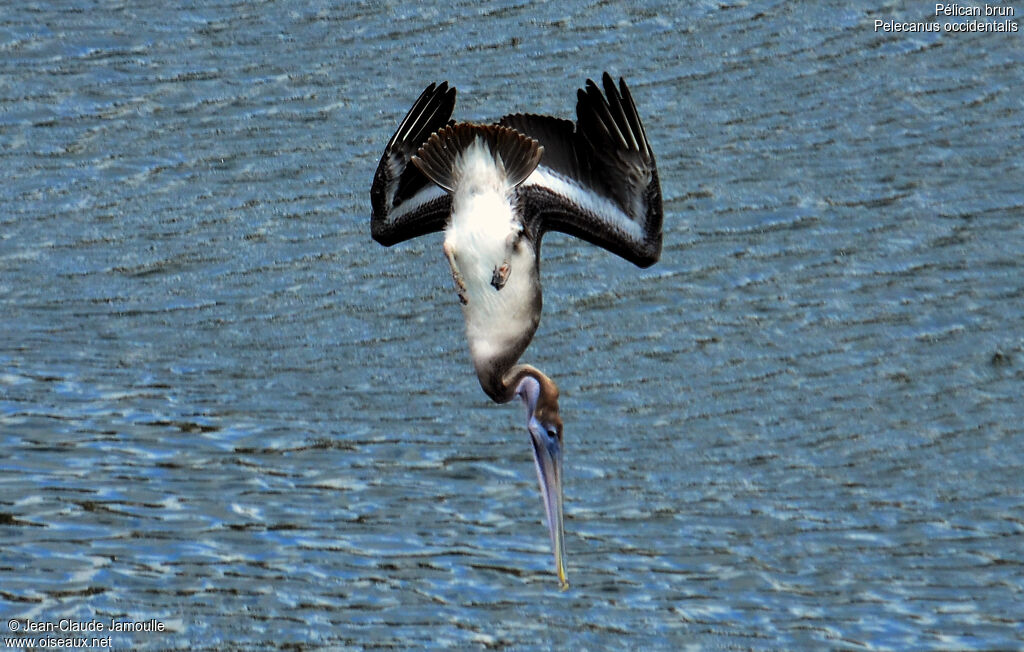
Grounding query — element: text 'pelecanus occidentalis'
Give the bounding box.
[370,73,663,589]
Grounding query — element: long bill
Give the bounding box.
[529,425,567,590]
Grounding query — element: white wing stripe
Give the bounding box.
[389,183,447,222]
[524,167,644,241]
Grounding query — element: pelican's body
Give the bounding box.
[370,74,663,588]
[445,142,540,375]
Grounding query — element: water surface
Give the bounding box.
[2,1,1022,649]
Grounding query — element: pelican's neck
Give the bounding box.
[483,363,559,411]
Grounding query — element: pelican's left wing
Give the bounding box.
[370,82,456,246]
[503,73,663,268]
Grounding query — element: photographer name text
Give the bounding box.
[8,619,165,633]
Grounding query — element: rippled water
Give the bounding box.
[2,1,1022,649]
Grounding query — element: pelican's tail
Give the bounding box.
[412,123,543,193]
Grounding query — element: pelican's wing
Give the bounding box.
[370,82,456,246]
[502,73,663,268]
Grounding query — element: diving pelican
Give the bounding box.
[370,73,663,588]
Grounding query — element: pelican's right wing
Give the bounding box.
[370,82,456,246]
[505,74,663,268]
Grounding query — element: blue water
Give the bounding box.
[2,1,1022,649]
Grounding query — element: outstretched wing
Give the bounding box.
[370,82,457,246]
[502,73,663,268]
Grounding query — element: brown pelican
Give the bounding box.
[370,73,662,588]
